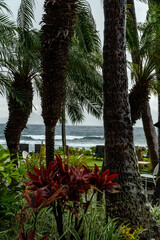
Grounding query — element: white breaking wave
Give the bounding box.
[23,135,45,140]
[22,134,84,141]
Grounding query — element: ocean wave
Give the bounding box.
[22,135,45,140]
[21,134,104,141]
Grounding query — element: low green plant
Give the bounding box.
[0,146,26,234]
[150,205,160,227]
[24,145,46,173]
[68,216,142,240]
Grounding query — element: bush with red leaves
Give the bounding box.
[17,155,119,240]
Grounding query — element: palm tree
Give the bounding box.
[60,1,103,152]
[0,1,16,94]
[61,49,102,152]
[41,0,78,166]
[126,0,158,170]
[142,0,160,205]
[128,57,159,170]
[2,0,41,160]
[103,0,160,238]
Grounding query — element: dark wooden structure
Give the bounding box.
[35,144,41,154]
[93,145,104,159]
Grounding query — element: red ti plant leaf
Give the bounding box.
[23,191,32,208]
[23,188,46,209]
[28,229,35,240]
[41,187,65,208]
[89,164,120,192]
[16,229,26,240]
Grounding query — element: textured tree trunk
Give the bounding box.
[41,0,77,166]
[142,101,158,171]
[103,0,160,239]
[153,73,160,205]
[127,0,149,124]
[62,104,66,154]
[129,83,149,124]
[4,74,33,162]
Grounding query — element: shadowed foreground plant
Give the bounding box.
[17,155,119,240]
[68,217,143,240]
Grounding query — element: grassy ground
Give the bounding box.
[65,154,103,170]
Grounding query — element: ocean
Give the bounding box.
[0,124,147,152]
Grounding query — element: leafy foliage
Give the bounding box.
[0,146,26,233]
[17,155,119,239]
[24,145,46,174]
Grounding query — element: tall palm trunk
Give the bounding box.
[142,101,158,170]
[62,104,66,154]
[127,0,158,169]
[103,0,160,239]
[4,74,33,161]
[41,0,77,166]
[153,74,160,206]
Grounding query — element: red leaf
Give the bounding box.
[33,167,41,176]
[28,229,35,240]
[16,229,26,240]
[106,174,119,182]
[27,229,35,240]
[27,173,39,181]
[101,169,109,177]
[34,188,46,208]
[23,191,32,207]
[41,187,64,208]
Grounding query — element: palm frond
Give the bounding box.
[17,0,36,30]
[67,101,84,123]
[0,0,12,15]
[75,0,101,54]
[126,6,139,53]
[128,57,157,94]
[66,42,103,121]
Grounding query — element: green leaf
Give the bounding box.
[0,166,4,171]
[68,226,81,240]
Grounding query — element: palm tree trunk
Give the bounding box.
[4,75,33,162]
[45,125,55,165]
[41,0,77,167]
[142,101,158,171]
[153,73,160,206]
[62,103,66,154]
[103,0,160,239]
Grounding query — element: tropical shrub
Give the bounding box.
[17,155,120,239]
[0,146,26,233]
[24,145,46,174]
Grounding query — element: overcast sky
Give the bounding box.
[0,0,157,126]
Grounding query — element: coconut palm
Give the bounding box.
[1,0,41,160]
[41,0,89,165]
[61,48,102,152]
[141,0,160,205]
[0,1,16,94]
[126,0,159,170]
[103,0,160,238]
[128,57,159,170]
[60,1,103,152]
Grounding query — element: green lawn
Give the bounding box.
[67,154,103,170]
